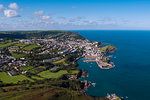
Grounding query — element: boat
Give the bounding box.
[92,83,96,87]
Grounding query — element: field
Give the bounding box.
[23,44,41,51]
[0,84,107,100]
[21,66,34,71]
[28,69,38,74]
[31,76,44,80]
[37,66,46,70]
[0,42,14,48]
[38,70,68,79]
[52,58,67,65]
[15,43,27,47]
[11,53,26,58]
[70,70,80,74]
[0,72,34,84]
[100,45,116,52]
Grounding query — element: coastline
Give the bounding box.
[75,33,119,99]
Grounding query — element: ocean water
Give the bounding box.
[73,30,150,100]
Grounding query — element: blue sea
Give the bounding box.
[72,30,150,100]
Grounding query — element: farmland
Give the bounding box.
[0,42,14,48]
[15,43,27,47]
[0,72,34,84]
[38,70,68,79]
[52,58,67,65]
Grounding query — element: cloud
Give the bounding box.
[42,15,50,19]
[8,3,19,10]
[4,10,19,18]
[34,10,44,16]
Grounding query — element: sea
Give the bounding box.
[71,30,150,100]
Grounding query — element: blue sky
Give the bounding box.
[0,0,150,30]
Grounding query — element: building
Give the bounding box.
[8,71,17,76]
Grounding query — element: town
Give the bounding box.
[0,31,118,100]
[0,31,117,83]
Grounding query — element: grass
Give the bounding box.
[24,44,41,51]
[15,43,27,47]
[100,45,116,52]
[38,70,68,79]
[0,85,107,100]
[70,70,80,74]
[11,53,26,58]
[0,72,34,84]
[0,42,14,48]
[52,58,67,65]
[28,69,38,74]
[31,76,44,80]
[37,66,46,70]
[21,66,34,71]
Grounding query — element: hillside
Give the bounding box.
[0,31,85,40]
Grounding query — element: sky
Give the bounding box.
[0,0,150,30]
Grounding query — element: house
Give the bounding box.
[20,39,31,43]
[0,38,4,42]
[8,71,17,76]
[43,57,61,62]
[22,71,27,74]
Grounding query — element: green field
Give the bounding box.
[52,58,67,65]
[15,43,27,47]
[0,42,14,48]
[28,69,38,74]
[100,45,116,52]
[70,70,79,74]
[37,66,46,70]
[0,72,34,84]
[21,66,34,71]
[24,44,41,51]
[11,53,26,58]
[31,76,44,80]
[38,70,68,79]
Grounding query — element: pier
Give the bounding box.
[83,60,96,62]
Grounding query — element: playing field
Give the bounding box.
[0,72,34,84]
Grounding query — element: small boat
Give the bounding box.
[92,83,96,87]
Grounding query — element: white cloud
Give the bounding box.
[8,3,19,10]
[34,10,44,16]
[4,10,19,18]
[42,15,50,19]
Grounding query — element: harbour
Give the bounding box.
[76,30,150,100]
